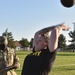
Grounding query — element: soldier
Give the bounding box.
[0,36,20,75]
[21,24,70,75]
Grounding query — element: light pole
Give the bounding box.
[73,22,75,31]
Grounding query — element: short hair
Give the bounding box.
[40,34,49,42]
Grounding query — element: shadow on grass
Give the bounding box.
[53,66,75,71]
[66,68,75,70]
[57,54,75,56]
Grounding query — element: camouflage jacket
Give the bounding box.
[0,47,20,75]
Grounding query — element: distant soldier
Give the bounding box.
[0,36,20,75]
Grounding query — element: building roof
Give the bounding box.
[14,41,21,47]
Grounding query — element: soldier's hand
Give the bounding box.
[14,63,20,69]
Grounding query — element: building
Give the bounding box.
[14,41,22,50]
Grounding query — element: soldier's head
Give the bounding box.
[0,36,8,50]
[34,34,49,51]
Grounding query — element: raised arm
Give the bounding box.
[33,25,56,48]
[48,24,70,52]
[33,23,66,48]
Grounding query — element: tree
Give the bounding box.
[19,38,30,50]
[58,34,66,51]
[2,29,15,48]
[30,38,34,48]
[68,30,75,52]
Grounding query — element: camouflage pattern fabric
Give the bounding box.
[0,48,20,75]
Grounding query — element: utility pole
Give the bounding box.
[73,22,75,31]
[73,22,75,52]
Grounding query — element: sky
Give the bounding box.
[0,0,75,44]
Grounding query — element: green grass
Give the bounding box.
[15,51,75,75]
[50,52,75,75]
[15,51,31,75]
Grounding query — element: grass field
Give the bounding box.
[15,51,75,75]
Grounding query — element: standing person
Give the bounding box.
[0,36,20,75]
[21,23,70,75]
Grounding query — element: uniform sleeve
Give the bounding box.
[13,52,20,69]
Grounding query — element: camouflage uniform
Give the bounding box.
[0,36,20,75]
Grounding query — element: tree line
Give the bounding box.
[2,29,75,52]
